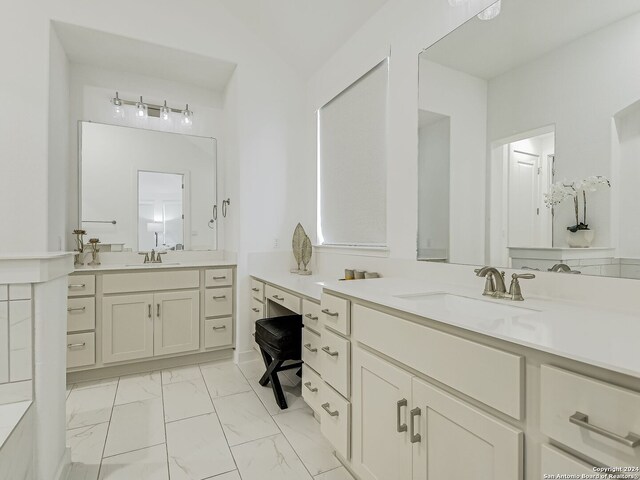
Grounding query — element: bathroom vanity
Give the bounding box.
[251,272,640,480]
[66,261,236,378]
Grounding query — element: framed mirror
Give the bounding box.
[418,0,640,278]
[79,122,217,251]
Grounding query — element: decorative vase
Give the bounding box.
[566,229,595,248]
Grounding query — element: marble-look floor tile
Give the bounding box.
[231,434,313,480]
[314,467,356,480]
[66,423,109,480]
[166,413,235,480]
[98,444,169,480]
[237,359,265,382]
[73,378,119,391]
[200,362,251,399]
[274,407,341,475]
[163,377,214,422]
[251,376,306,416]
[103,398,165,457]
[161,365,202,385]
[66,383,74,399]
[206,471,241,480]
[213,391,279,446]
[66,381,118,429]
[115,371,161,406]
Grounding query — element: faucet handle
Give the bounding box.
[156,252,166,263]
[513,273,535,280]
[509,273,535,301]
[138,252,150,263]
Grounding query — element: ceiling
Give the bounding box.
[217,0,390,78]
[54,22,237,92]
[422,0,640,80]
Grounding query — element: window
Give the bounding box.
[317,58,388,247]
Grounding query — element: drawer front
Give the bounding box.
[205,268,233,287]
[67,332,95,369]
[204,317,233,349]
[103,270,199,294]
[320,327,350,398]
[321,293,350,335]
[302,364,323,413]
[67,297,96,332]
[205,288,233,317]
[250,279,265,302]
[320,382,351,460]
[68,275,95,297]
[540,365,640,467]
[302,327,322,373]
[352,304,523,419]
[265,285,301,314]
[250,298,264,336]
[302,299,322,333]
[540,445,594,477]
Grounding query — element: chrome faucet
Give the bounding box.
[138,249,166,264]
[475,266,507,297]
[548,263,581,274]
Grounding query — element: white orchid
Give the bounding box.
[576,175,611,193]
[544,175,611,231]
[544,181,575,208]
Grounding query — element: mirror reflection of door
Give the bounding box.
[138,171,184,251]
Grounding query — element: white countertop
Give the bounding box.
[252,272,640,379]
[74,260,236,273]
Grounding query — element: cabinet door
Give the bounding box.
[154,290,200,356]
[411,378,523,480]
[103,294,154,364]
[353,347,413,480]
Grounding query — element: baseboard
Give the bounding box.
[54,447,71,480]
[236,348,259,364]
[66,349,234,384]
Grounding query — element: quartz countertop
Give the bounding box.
[74,259,236,273]
[250,272,335,301]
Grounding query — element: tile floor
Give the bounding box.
[65,359,355,480]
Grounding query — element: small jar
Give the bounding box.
[354,270,366,280]
[364,272,380,279]
[344,269,355,280]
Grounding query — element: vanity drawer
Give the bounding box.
[540,365,640,467]
[321,293,350,336]
[302,364,323,413]
[205,268,233,287]
[68,275,95,297]
[103,270,199,294]
[67,332,95,369]
[302,299,321,333]
[540,444,595,477]
[67,297,95,332]
[352,304,523,419]
[250,279,264,302]
[320,327,350,398]
[250,298,264,329]
[320,382,351,460]
[204,317,233,349]
[265,285,300,314]
[302,327,322,373]
[205,288,233,317]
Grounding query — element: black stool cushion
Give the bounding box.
[255,315,302,359]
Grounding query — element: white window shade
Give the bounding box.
[318,59,388,247]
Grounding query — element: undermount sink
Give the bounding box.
[393,292,537,320]
[124,262,181,267]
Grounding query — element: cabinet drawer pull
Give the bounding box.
[304,382,318,393]
[410,407,422,443]
[252,307,261,313]
[321,402,339,417]
[156,304,160,317]
[272,295,285,301]
[67,342,86,349]
[569,411,640,448]
[321,346,339,357]
[322,308,339,317]
[67,306,86,312]
[304,313,319,321]
[212,295,227,300]
[252,288,260,292]
[68,284,86,289]
[304,343,318,353]
[397,399,408,433]
[212,325,227,331]
[148,304,152,318]
[212,276,227,280]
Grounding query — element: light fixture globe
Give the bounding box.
[477,0,501,20]
[135,96,148,119]
[160,100,171,121]
[111,92,125,119]
[181,104,193,127]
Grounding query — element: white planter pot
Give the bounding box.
[566,229,595,248]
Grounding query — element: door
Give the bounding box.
[103,294,154,364]
[508,148,538,247]
[411,378,523,480]
[154,290,200,356]
[353,347,413,480]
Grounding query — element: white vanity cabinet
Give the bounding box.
[153,290,200,356]
[102,293,155,363]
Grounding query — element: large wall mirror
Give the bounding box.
[418,0,640,279]
[80,122,218,251]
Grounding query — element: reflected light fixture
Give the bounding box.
[477,0,501,20]
[160,100,171,121]
[181,104,193,126]
[135,96,148,118]
[111,92,125,119]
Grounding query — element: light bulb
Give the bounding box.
[477,0,501,20]
[181,104,193,127]
[111,92,125,119]
[160,100,171,121]
[135,96,148,118]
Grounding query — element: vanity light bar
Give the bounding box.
[111,92,193,119]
